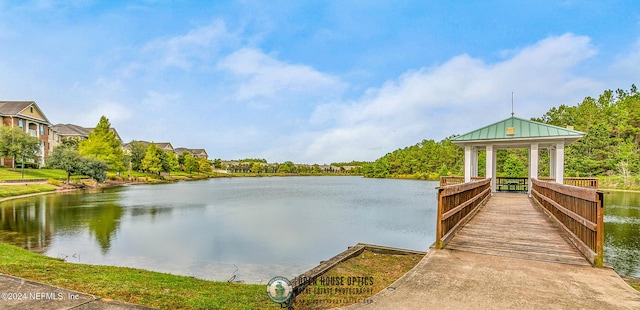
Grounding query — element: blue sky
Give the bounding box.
[1,1,639,163]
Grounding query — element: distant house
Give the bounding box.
[52,124,89,141]
[0,101,55,167]
[175,148,208,159]
[53,123,122,142]
[122,141,175,154]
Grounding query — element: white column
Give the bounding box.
[471,147,478,177]
[464,145,472,183]
[486,144,495,192]
[529,143,539,195]
[549,147,556,180]
[555,142,565,184]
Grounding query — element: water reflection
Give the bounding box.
[0,189,124,254]
[0,199,52,253]
[604,191,640,278]
[88,203,123,254]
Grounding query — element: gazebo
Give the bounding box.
[451,116,585,194]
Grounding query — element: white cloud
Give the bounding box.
[289,33,601,163]
[142,19,234,70]
[217,48,345,102]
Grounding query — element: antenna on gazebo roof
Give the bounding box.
[511,92,515,117]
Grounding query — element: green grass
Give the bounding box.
[0,243,279,309]
[623,276,640,291]
[0,167,69,180]
[0,184,57,198]
[598,176,640,191]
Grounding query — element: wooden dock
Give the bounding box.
[345,189,640,309]
[446,193,590,266]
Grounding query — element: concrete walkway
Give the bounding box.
[0,273,154,310]
[342,249,640,309]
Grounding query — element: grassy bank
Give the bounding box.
[0,243,278,309]
[0,167,68,180]
[0,184,57,198]
[622,276,640,291]
[598,176,640,191]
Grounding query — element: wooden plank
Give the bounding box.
[444,193,591,266]
[531,189,597,230]
[530,194,597,265]
[440,192,490,247]
[441,179,490,196]
[442,187,491,220]
[532,179,597,202]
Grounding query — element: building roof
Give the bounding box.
[0,101,32,115]
[0,101,52,124]
[123,141,174,151]
[175,147,208,157]
[451,117,585,146]
[53,123,122,141]
[53,124,91,136]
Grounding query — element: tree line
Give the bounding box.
[534,85,639,179]
[363,85,640,180]
[224,160,364,175]
[45,116,212,183]
[362,138,463,179]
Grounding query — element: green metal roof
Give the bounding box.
[452,117,585,142]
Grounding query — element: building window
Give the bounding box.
[30,107,33,113]
[18,120,23,128]
[40,125,45,135]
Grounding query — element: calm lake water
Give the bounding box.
[603,190,640,278]
[0,177,638,283]
[0,177,436,283]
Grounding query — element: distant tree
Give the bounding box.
[79,116,125,171]
[79,157,109,183]
[128,141,148,171]
[312,164,322,174]
[46,140,108,183]
[251,162,262,173]
[198,157,212,173]
[162,151,180,174]
[212,158,222,169]
[438,164,449,177]
[183,153,198,174]
[502,154,527,177]
[279,161,296,173]
[141,143,162,174]
[240,158,267,163]
[177,152,186,166]
[0,126,41,170]
[46,140,82,183]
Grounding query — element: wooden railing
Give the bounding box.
[436,179,491,249]
[538,177,599,189]
[439,176,486,187]
[496,177,528,192]
[530,179,604,266]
